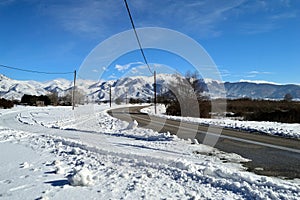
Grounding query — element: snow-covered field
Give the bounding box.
[0,104,299,199]
[142,104,300,139]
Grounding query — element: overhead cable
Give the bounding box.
[123,0,153,75]
[0,64,74,75]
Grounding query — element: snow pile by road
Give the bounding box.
[142,104,300,139]
[142,104,166,115]
[0,104,299,199]
[127,120,138,129]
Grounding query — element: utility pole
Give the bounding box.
[125,89,128,104]
[72,70,76,110]
[109,84,112,107]
[154,70,157,114]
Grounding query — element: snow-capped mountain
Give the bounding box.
[1,73,300,101]
[224,81,300,99]
[0,73,183,101]
[0,74,49,100]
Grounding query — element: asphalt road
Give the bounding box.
[108,105,300,179]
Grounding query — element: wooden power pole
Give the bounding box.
[154,70,157,114]
[72,70,76,110]
[109,84,112,107]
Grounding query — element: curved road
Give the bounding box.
[108,106,300,179]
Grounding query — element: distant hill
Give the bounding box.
[1,73,300,101]
[224,81,300,100]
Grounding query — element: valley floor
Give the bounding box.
[0,104,299,199]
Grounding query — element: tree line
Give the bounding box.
[129,71,300,123]
[0,89,85,109]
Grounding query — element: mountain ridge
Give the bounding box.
[1,73,300,101]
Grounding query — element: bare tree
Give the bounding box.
[47,92,58,106]
[167,74,200,117]
[74,88,85,105]
[60,88,85,106]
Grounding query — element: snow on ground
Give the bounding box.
[142,104,300,139]
[0,104,299,199]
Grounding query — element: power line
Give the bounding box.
[0,64,74,75]
[123,0,153,75]
[123,0,157,113]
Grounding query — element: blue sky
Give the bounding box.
[0,0,300,84]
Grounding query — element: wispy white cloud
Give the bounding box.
[37,0,298,39]
[234,1,298,34]
[126,63,162,76]
[240,23,279,34]
[108,73,117,79]
[220,69,231,77]
[40,0,124,38]
[130,67,138,74]
[138,65,148,69]
[269,12,297,20]
[38,0,247,38]
[115,62,144,72]
[129,0,246,37]
[115,64,129,72]
[127,65,150,76]
[248,70,271,75]
[246,70,271,78]
[217,67,273,81]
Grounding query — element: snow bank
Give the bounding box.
[0,104,299,199]
[127,120,138,129]
[142,105,300,139]
[141,104,166,115]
